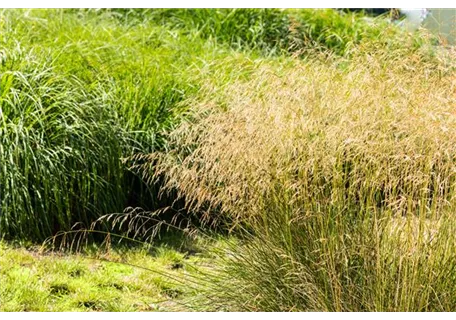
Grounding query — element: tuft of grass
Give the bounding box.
[145,46,456,311]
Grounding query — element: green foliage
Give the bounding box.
[287,9,396,56]
[4,8,451,312]
[0,9,213,240]
[0,53,129,239]
[111,8,402,56]
[143,9,290,55]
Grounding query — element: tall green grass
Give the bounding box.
[0,51,128,239]
[0,9,228,240]
[110,9,404,57]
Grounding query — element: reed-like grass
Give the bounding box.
[0,52,128,239]
[144,45,456,310]
[0,9,228,240]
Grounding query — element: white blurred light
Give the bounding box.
[399,8,430,31]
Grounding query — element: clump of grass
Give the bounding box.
[287,9,398,56]
[0,9,228,240]
[0,51,130,240]
[143,46,456,311]
[108,8,290,55]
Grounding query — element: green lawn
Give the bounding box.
[0,238,216,311]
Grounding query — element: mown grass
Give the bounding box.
[0,235,219,311]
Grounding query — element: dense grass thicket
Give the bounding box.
[0,9,217,240]
[2,8,456,312]
[1,8,406,240]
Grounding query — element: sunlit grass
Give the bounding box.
[0,236,218,311]
[0,9,229,240]
[2,8,452,312]
[145,46,456,311]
